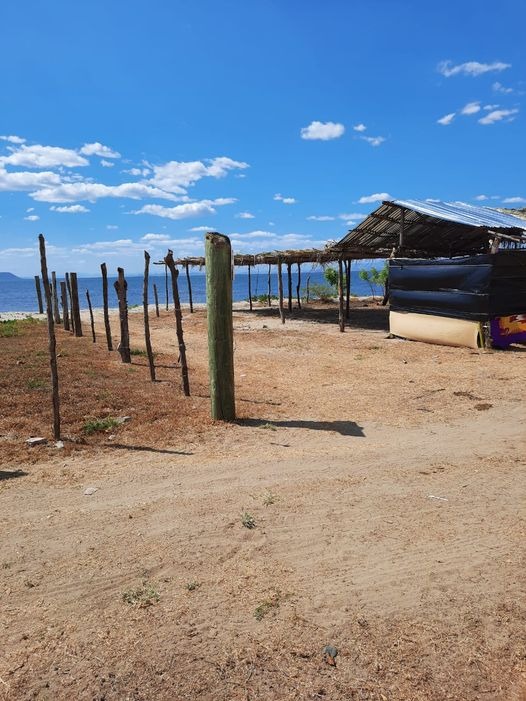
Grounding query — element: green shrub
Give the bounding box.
[82,417,120,435]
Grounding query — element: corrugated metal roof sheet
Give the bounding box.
[392,199,526,231]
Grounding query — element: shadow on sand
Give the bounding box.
[239,418,365,437]
[0,469,28,481]
[236,303,389,331]
[102,443,193,456]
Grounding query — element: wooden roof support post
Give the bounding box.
[205,233,235,420]
[296,263,302,309]
[38,234,61,441]
[164,263,169,311]
[248,264,253,311]
[277,258,285,324]
[345,259,352,319]
[338,257,345,333]
[34,275,43,314]
[165,251,190,396]
[184,261,194,313]
[100,263,113,351]
[398,208,405,254]
[287,262,293,312]
[267,264,272,307]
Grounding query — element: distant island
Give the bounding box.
[0,272,20,281]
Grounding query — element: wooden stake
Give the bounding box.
[296,263,302,309]
[70,272,83,337]
[248,264,253,311]
[86,290,96,343]
[164,251,190,396]
[205,233,235,420]
[338,257,345,333]
[100,263,113,351]
[287,262,293,312]
[153,283,160,317]
[267,264,272,307]
[51,271,61,324]
[164,263,169,311]
[38,234,60,441]
[184,262,194,313]
[114,267,131,363]
[60,281,70,331]
[345,259,352,319]
[306,274,311,304]
[65,273,74,334]
[34,275,43,314]
[143,252,156,381]
[277,259,285,324]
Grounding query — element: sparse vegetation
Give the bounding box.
[82,416,120,435]
[130,348,147,356]
[263,491,277,506]
[258,422,277,431]
[122,581,160,607]
[27,378,47,390]
[254,591,282,621]
[185,581,200,591]
[359,262,388,300]
[241,511,257,529]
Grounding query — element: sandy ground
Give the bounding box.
[1,301,525,700]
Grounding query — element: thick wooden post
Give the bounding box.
[277,259,285,324]
[86,290,96,343]
[345,259,352,319]
[296,263,302,309]
[248,264,253,311]
[70,273,83,337]
[287,262,293,312]
[34,275,43,314]
[184,262,194,313]
[114,268,131,363]
[60,281,70,331]
[143,252,156,382]
[164,251,190,396]
[38,235,60,441]
[205,233,235,421]
[101,263,113,351]
[65,273,74,334]
[338,258,345,333]
[164,263,169,311]
[153,283,160,317]
[51,271,61,324]
[267,264,272,307]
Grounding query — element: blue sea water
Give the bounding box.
[0,270,376,313]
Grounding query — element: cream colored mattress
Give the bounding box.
[390,311,483,349]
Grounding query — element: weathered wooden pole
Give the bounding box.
[86,290,96,342]
[164,251,190,396]
[286,262,293,312]
[70,272,82,337]
[205,233,235,421]
[38,235,60,441]
[277,259,285,324]
[345,259,352,319]
[338,257,345,333]
[100,263,113,351]
[296,263,302,310]
[153,283,160,317]
[114,267,131,363]
[247,264,253,311]
[65,273,74,334]
[164,263,169,311]
[51,271,61,324]
[306,274,311,304]
[267,264,272,307]
[34,275,44,314]
[60,281,70,331]
[143,251,156,382]
[184,262,194,313]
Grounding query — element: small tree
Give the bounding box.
[358,262,388,301]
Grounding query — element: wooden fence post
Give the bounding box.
[164,263,169,311]
[277,259,285,324]
[267,264,272,307]
[51,271,61,324]
[296,263,302,309]
[34,275,43,314]
[65,273,74,334]
[70,273,83,337]
[248,264,253,311]
[184,261,194,313]
[287,262,293,312]
[345,259,352,319]
[38,235,60,441]
[60,281,70,331]
[101,263,113,351]
[205,233,235,421]
[143,252,156,382]
[114,267,131,363]
[164,251,190,396]
[338,257,345,333]
[86,290,96,342]
[153,283,160,317]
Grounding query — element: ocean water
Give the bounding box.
[0,270,377,313]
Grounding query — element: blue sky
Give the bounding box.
[0,0,524,276]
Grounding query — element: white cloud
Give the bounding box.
[0,135,26,144]
[133,198,236,220]
[30,181,180,203]
[502,196,526,204]
[79,142,121,158]
[0,144,88,168]
[122,167,150,176]
[274,193,297,204]
[307,215,336,221]
[492,81,513,94]
[353,124,367,132]
[26,207,34,212]
[438,60,511,78]
[235,211,255,219]
[50,204,90,213]
[461,101,481,115]
[360,135,386,146]
[437,112,456,126]
[483,104,499,110]
[141,233,171,241]
[478,108,519,125]
[149,156,248,193]
[106,224,119,230]
[188,225,213,232]
[24,214,40,221]
[474,195,488,201]
[300,121,345,141]
[338,212,366,221]
[358,192,391,204]
[100,159,114,168]
[0,167,61,192]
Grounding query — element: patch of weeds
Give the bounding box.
[241,511,257,529]
[258,422,277,431]
[368,345,381,350]
[254,591,282,621]
[35,350,47,357]
[262,491,277,506]
[122,581,160,607]
[82,417,120,435]
[355,355,364,360]
[27,378,47,390]
[185,581,201,592]
[0,320,19,338]
[130,348,147,356]
[129,304,140,309]
[2,562,11,570]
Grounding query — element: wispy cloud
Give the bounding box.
[300,121,345,141]
[188,225,214,232]
[235,211,255,219]
[438,60,511,78]
[492,81,513,94]
[100,159,114,168]
[50,204,90,213]
[106,225,119,230]
[353,124,367,132]
[141,233,171,241]
[133,198,236,220]
[0,144,88,168]
[0,168,61,192]
[79,142,121,158]
[460,101,481,115]
[358,192,391,204]
[24,214,40,221]
[360,135,386,147]
[474,195,488,201]
[478,108,519,125]
[502,196,526,204]
[307,215,335,221]
[149,157,248,193]
[0,135,26,144]
[30,181,180,203]
[437,112,456,126]
[274,193,297,204]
